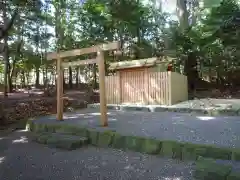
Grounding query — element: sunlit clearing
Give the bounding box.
[196,116,215,121]
[12,136,28,144]
[25,124,30,131]
[19,129,28,132]
[109,118,117,121]
[164,177,182,180]
[0,157,5,164]
[89,112,112,116]
[63,115,81,119]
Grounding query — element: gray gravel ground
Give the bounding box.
[0,131,195,180]
[35,109,240,148]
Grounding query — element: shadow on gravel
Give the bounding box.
[0,130,194,180]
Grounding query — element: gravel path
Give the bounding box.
[36,109,240,148]
[0,131,194,180]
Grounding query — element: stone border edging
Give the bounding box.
[32,132,89,150]
[195,157,240,180]
[26,120,240,162]
[88,104,240,116]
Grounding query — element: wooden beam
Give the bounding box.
[98,50,108,127]
[109,57,159,70]
[47,41,120,60]
[61,58,97,68]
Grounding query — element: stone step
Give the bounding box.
[32,132,89,150]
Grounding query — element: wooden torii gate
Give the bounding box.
[46,42,120,127]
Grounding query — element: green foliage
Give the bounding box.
[3,0,240,88]
[200,0,222,8]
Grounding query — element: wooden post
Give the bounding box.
[56,56,63,120]
[168,71,172,106]
[116,71,122,104]
[97,50,108,126]
[144,68,149,105]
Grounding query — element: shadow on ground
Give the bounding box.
[0,130,194,180]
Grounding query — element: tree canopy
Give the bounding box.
[1,0,240,94]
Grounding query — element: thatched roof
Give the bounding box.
[109,57,172,70]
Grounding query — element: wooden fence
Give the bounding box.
[105,71,188,105]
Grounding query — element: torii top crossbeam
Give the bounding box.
[46,42,120,60]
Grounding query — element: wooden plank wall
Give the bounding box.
[105,71,188,105]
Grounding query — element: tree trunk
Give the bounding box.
[26,72,30,88]
[7,67,13,93]
[135,0,141,59]
[3,42,9,96]
[184,52,198,92]
[54,1,66,93]
[21,70,25,88]
[93,64,97,89]
[75,67,79,88]
[35,68,40,87]
[176,0,189,32]
[0,2,18,40]
[3,0,8,97]
[68,67,73,89]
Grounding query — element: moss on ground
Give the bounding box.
[88,130,99,145]
[182,143,200,160]
[227,171,240,180]
[97,131,115,147]
[195,158,232,180]
[160,140,183,158]
[34,123,47,132]
[141,138,162,155]
[112,133,126,149]
[32,131,88,150]
[205,146,232,160]
[125,136,145,152]
[232,150,240,161]
[28,120,240,163]
[53,136,88,150]
[32,132,50,144]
